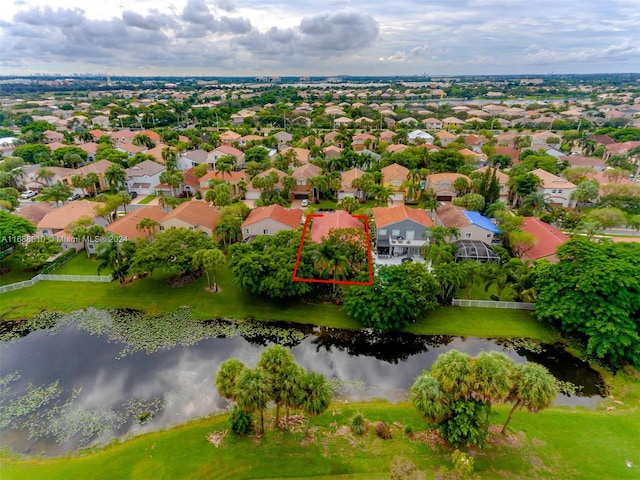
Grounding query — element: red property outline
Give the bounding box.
[292,214,374,286]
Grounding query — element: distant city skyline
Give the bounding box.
[1,0,639,77]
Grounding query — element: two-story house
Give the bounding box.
[434,204,502,245]
[530,168,577,208]
[381,163,410,203]
[426,173,470,202]
[125,160,166,197]
[292,163,321,201]
[373,204,433,258]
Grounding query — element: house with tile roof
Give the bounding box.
[426,173,470,202]
[407,129,434,145]
[13,203,55,226]
[475,166,509,201]
[561,154,607,172]
[518,217,568,263]
[373,204,433,258]
[274,131,293,150]
[245,168,289,200]
[434,204,501,245]
[37,200,107,251]
[309,210,364,243]
[292,163,322,200]
[280,147,311,165]
[530,168,577,207]
[210,145,245,170]
[436,130,457,147]
[422,118,443,130]
[158,200,220,237]
[125,160,166,196]
[241,204,303,240]
[337,168,366,201]
[219,130,242,145]
[105,206,166,241]
[177,149,210,171]
[199,170,250,200]
[381,163,410,203]
[352,133,377,152]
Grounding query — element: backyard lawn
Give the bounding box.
[52,252,101,275]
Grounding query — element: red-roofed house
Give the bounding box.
[338,168,366,201]
[241,204,303,240]
[426,173,470,202]
[381,163,410,203]
[210,145,244,170]
[352,133,377,152]
[309,210,364,243]
[519,217,568,263]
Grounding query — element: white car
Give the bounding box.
[20,190,37,199]
[301,199,309,207]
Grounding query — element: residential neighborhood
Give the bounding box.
[1,73,639,480]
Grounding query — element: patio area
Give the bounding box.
[371,251,427,266]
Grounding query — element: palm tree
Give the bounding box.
[191,248,225,291]
[136,217,160,240]
[105,164,127,192]
[215,359,246,403]
[159,170,183,197]
[235,368,271,436]
[118,191,132,213]
[36,166,54,187]
[70,174,89,198]
[482,263,510,299]
[86,172,100,196]
[67,216,105,258]
[257,345,297,428]
[298,371,332,435]
[502,363,557,434]
[431,350,474,401]
[471,352,514,425]
[280,364,305,431]
[96,237,136,283]
[410,373,451,424]
[39,182,72,207]
[162,146,178,171]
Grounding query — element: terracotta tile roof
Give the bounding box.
[309,210,364,243]
[385,144,407,153]
[381,163,409,182]
[292,163,321,180]
[160,200,219,231]
[219,130,242,141]
[561,155,606,168]
[78,142,98,155]
[182,167,200,188]
[105,206,166,240]
[530,169,577,190]
[436,130,457,139]
[72,160,114,176]
[435,204,470,228]
[520,217,569,262]
[341,168,365,189]
[373,204,433,228]
[242,204,303,229]
[13,202,55,225]
[37,200,104,231]
[199,170,249,185]
[214,145,243,157]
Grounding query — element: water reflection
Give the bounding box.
[0,320,605,456]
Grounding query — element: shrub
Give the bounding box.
[229,406,253,436]
[404,424,413,435]
[350,412,367,436]
[375,421,392,440]
[390,457,425,480]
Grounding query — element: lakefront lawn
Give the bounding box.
[2,368,638,480]
[0,262,556,341]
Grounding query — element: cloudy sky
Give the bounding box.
[1,0,639,76]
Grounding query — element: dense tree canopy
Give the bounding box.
[0,211,36,249]
[535,238,640,368]
[343,262,439,331]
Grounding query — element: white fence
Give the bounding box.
[0,273,113,293]
[452,299,536,310]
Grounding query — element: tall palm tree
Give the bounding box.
[118,191,132,213]
[159,170,183,197]
[235,368,271,436]
[36,166,54,187]
[410,373,451,424]
[257,345,297,428]
[39,182,72,207]
[96,237,136,283]
[162,146,178,171]
[85,172,100,196]
[280,364,305,431]
[136,217,160,240]
[298,371,332,435]
[104,164,127,192]
[215,359,246,403]
[502,363,557,434]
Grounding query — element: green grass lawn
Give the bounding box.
[0,262,555,341]
[138,194,157,205]
[456,282,517,301]
[0,254,37,286]
[2,368,638,480]
[51,253,101,275]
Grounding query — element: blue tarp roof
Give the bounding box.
[462,210,502,234]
